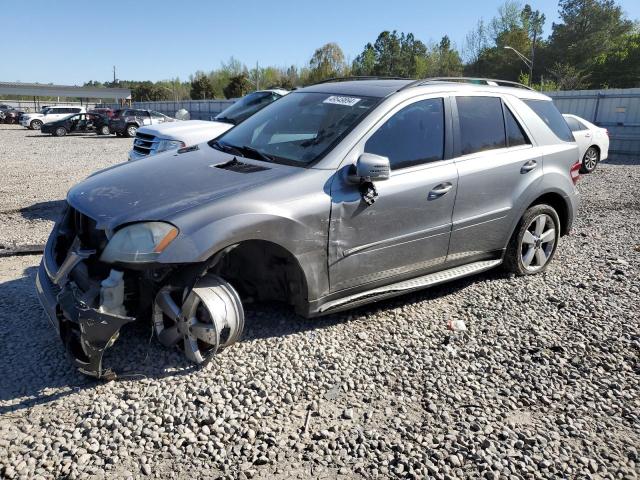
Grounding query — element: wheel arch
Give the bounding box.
[206,239,310,315]
[527,191,571,236]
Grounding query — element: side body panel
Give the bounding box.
[327,93,457,292]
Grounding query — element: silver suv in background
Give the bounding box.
[36,77,581,379]
[127,90,288,161]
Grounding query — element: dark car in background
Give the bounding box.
[41,112,110,136]
[91,107,115,119]
[1,108,25,124]
[109,109,174,138]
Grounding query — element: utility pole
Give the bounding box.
[113,66,116,84]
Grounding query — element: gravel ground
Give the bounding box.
[0,124,130,249]
[0,126,639,479]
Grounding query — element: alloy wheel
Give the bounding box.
[583,147,598,172]
[520,214,556,272]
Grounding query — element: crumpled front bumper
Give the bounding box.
[35,233,135,380]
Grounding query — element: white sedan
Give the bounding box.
[563,114,609,173]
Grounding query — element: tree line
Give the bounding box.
[85,0,638,101]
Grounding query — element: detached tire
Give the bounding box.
[504,204,560,276]
[581,146,599,174]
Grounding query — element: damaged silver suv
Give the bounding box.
[36,78,581,379]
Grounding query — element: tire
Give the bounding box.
[125,124,138,138]
[504,204,560,276]
[99,125,110,135]
[30,119,43,130]
[580,146,599,174]
[54,127,67,137]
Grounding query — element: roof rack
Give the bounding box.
[310,76,413,85]
[400,77,534,91]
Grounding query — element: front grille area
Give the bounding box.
[69,208,108,254]
[132,132,158,157]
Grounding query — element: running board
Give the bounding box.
[319,259,502,313]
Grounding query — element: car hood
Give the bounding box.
[137,120,232,140]
[67,144,296,230]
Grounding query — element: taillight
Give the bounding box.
[570,162,581,185]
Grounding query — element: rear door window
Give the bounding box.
[523,99,573,142]
[565,116,587,132]
[365,98,445,169]
[456,96,506,155]
[504,106,530,147]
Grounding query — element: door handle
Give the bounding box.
[585,133,592,138]
[428,183,453,199]
[521,160,537,173]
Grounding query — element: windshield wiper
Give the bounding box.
[210,140,243,156]
[214,116,236,125]
[238,145,274,163]
[211,140,274,163]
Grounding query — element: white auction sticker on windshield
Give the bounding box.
[323,96,361,107]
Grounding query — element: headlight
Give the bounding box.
[156,139,185,154]
[100,222,178,264]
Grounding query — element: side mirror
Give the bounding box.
[352,153,390,182]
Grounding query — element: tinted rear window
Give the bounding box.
[565,116,587,132]
[524,99,573,142]
[456,96,506,155]
[504,106,530,147]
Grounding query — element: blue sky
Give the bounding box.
[2,0,639,85]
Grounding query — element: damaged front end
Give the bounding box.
[35,206,244,379]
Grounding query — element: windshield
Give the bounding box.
[211,92,379,166]
[214,91,281,125]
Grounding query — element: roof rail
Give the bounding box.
[309,76,412,86]
[399,77,534,91]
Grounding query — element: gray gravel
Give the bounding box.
[0,124,130,249]
[0,126,639,479]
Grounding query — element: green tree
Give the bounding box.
[190,72,215,100]
[372,31,403,76]
[590,32,640,87]
[548,0,634,74]
[351,43,376,76]
[223,74,252,98]
[434,36,464,76]
[308,42,347,83]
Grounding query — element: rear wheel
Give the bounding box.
[581,146,599,173]
[54,127,67,137]
[30,119,43,130]
[125,124,138,138]
[504,204,560,275]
